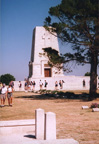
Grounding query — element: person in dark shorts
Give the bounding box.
[7,84,13,106]
[83,79,86,87]
[59,80,62,89]
[44,80,48,89]
[55,81,58,90]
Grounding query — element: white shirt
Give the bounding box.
[39,81,43,85]
[1,87,7,94]
[8,87,12,93]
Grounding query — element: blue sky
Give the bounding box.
[1,0,98,81]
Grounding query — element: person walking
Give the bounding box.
[44,80,48,89]
[7,84,13,106]
[0,83,7,107]
[39,80,43,89]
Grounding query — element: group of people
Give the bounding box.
[39,80,48,89]
[24,80,36,91]
[24,79,48,91]
[19,79,65,91]
[0,81,14,107]
[55,80,65,90]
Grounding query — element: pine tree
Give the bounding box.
[44,0,99,100]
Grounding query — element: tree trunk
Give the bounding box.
[89,51,98,100]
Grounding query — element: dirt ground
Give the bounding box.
[0,90,99,144]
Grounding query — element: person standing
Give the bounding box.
[24,80,28,92]
[18,81,22,91]
[55,81,58,90]
[61,80,65,89]
[59,80,62,89]
[83,79,86,87]
[0,82,3,94]
[39,80,43,89]
[32,81,36,90]
[44,80,48,89]
[7,84,13,106]
[0,83,7,107]
[29,81,33,91]
[9,81,14,88]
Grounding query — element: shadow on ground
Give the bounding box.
[15,90,99,101]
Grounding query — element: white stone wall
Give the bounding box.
[13,81,25,91]
[13,76,99,91]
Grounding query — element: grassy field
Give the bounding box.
[0,90,99,144]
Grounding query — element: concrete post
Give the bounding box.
[35,108,44,140]
[44,112,56,140]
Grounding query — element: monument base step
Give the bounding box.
[0,135,79,144]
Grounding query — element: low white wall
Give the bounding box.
[0,119,35,135]
[13,76,97,91]
[14,81,25,91]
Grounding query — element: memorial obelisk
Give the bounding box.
[29,26,63,79]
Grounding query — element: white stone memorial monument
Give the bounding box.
[29,26,63,79]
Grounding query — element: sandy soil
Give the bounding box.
[0,91,99,144]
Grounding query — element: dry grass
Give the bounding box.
[0,90,99,144]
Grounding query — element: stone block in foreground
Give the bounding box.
[92,108,99,112]
[35,108,45,140]
[82,106,89,109]
[44,112,56,140]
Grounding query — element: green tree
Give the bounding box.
[0,74,15,85]
[84,72,91,76]
[44,0,99,100]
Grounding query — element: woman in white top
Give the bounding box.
[7,84,13,106]
[0,83,7,107]
[39,80,43,90]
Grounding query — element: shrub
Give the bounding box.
[90,103,99,108]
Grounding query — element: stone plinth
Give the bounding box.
[82,106,89,109]
[35,108,45,140]
[92,108,99,112]
[44,112,56,140]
